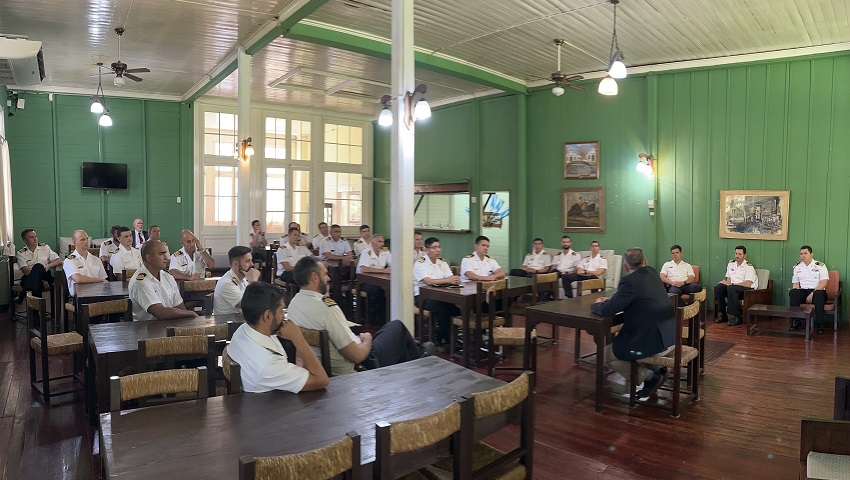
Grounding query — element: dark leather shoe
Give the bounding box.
[638,368,669,401]
[789,319,802,331]
[420,342,436,358]
[714,315,728,324]
[727,316,742,326]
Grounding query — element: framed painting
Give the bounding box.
[562,187,605,233]
[719,190,790,241]
[564,141,600,179]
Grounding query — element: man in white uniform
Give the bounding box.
[413,231,427,260]
[310,222,330,252]
[15,228,62,303]
[169,229,216,280]
[277,227,313,283]
[99,225,121,262]
[226,282,328,393]
[109,226,143,277]
[552,235,583,297]
[413,237,461,345]
[287,256,432,376]
[356,234,392,325]
[714,245,758,326]
[460,236,506,283]
[509,238,552,277]
[659,244,702,296]
[63,230,108,297]
[352,224,372,258]
[319,224,353,262]
[214,246,261,315]
[789,245,830,334]
[129,240,196,321]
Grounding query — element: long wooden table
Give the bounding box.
[524,295,614,412]
[100,356,505,479]
[74,280,130,314]
[87,313,244,416]
[355,272,391,323]
[418,276,534,367]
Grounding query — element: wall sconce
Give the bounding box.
[376,84,431,129]
[636,153,654,176]
[236,137,254,161]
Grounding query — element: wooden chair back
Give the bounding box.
[137,334,217,397]
[576,278,605,296]
[181,279,218,315]
[460,372,535,479]
[375,400,464,479]
[692,265,700,283]
[78,298,132,325]
[120,269,137,282]
[166,321,236,341]
[825,270,840,302]
[533,272,559,302]
[221,345,243,394]
[109,367,208,412]
[240,432,360,480]
[299,327,333,377]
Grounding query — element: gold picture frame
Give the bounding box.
[719,190,790,241]
[564,141,600,179]
[562,187,605,233]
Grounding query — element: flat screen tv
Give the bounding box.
[81,162,128,190]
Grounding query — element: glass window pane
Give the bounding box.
[293,170,310,189]
[203,165,237,226]
[292,213,309,229]
[338,125,350,144]
[324,172,362,227]
[266,168,286,189]
[350,127,362,145]
[293,192,309,211]
[325,124,337,143]
[204,112,219,133]
[350,146,362,165]
[266,190,285,208]
[266,212,286,234]
[324,144,337,163]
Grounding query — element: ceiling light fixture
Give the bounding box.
[90,64,112,126]
[599,0,627,95]
[377,84,430,129]
[113,75,126,87]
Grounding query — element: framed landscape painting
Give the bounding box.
[562,187,605,233]
[564,141,600,179]
[719,190,790,241]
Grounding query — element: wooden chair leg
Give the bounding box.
[552,325,559,344]
[629,362,638,409]
[671,363,681,418]
[574,331,581,365]
[41,349,50,404]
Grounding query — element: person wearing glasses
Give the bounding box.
[413,237,461,347]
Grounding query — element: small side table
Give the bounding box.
[746,304,814,340]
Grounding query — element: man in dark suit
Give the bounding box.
[131,218,148,248]
[591,247,675,399]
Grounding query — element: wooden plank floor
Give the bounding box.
[1,307,844,479]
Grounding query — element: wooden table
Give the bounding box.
[74,280,129,314]
[355,272,391,323]
[746,304,814,340]
[100,356,505,479]
[87,313,244,416]
[418,276,534,367]
[525,295,614,412]
[326,259,355,318]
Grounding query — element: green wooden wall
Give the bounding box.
[374,52,850,312]
[5,93,193,250]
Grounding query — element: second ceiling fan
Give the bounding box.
[99,27,150,86]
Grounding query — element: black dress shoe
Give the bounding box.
[714,315,728,324]
[638,368,669,401]
[789,319,802,331]
[727,316,742,326]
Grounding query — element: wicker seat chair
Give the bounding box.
[119,269,137,282]
[181,278,217,315]
[450,280,507,366]
[509,272,559,344]
[457,372,535,480]
[299,327,333,377]
[220,345,243,394]
[573,278,609,365]
[629,300,701,417]
[109,367,208,412]
[683,288,707,374]
[239,431,361,480]
[484,282,537,377]
[27,294,84,404]
[137,334,217,397]
[799,270,842,332]
[78,298,132,416]
[375,400,465,480]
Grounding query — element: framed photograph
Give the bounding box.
[562,187,605,232]
[719,190,790,241]
[564,141,600,179]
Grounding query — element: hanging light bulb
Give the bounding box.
[551,85,565,96]
[90,98,104,114]
[378,105,393,126]
[608,52,627,79]
[99,112,113,127]
[245,143,255,157]
[114,75,125,87]
[413,98,431,120]
[598,76,618,96]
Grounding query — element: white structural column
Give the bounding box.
[236,46,252,246]
[389,0,416,332]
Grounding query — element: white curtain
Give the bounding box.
[0,111,15,256]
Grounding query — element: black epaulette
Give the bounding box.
[572,251,578,256]
[729,259,735,263]
[323,297,337,307]
[104,240,112,245]
[18,247,25,253]
[173,250,183,256]
[231,276,239,285]
[465,254,474,258]
[136,273,147,280]
[382,247,389,251]
[746,261,752,266]
[816,261,824,266]
[417,257,426,263]
[485,254,491,258]
[38,242,46,246]
[793,261,800,267]
[526,252,532,256]
[66,254,76,259]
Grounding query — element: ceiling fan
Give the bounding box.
[548,39,584,96]
[97,27,150,86]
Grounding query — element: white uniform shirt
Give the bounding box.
[353,237,370,257]
[724,260,759,289]
[98,239,120,260]
[63,251,107,296]
[580,254,608,273]
[414,248,427,261]
[109,245,143,274]
[660,260,695,283]
[214,269,248,315]
[276,242,313,276]
[226,323,309,393]
[169,247,208,277]
[792,260,829,289]
[414,255,454,296]
[16,243,60,271]
[356,247,392,274]
[319,238,352,260]
[311,234,330,250]
[522,249,552,270]
[460,254,502,283]
[128,264,184,321]
[287,290,360,376]
[552,249,581,274]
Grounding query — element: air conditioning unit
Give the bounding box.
[0,37,45,86]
